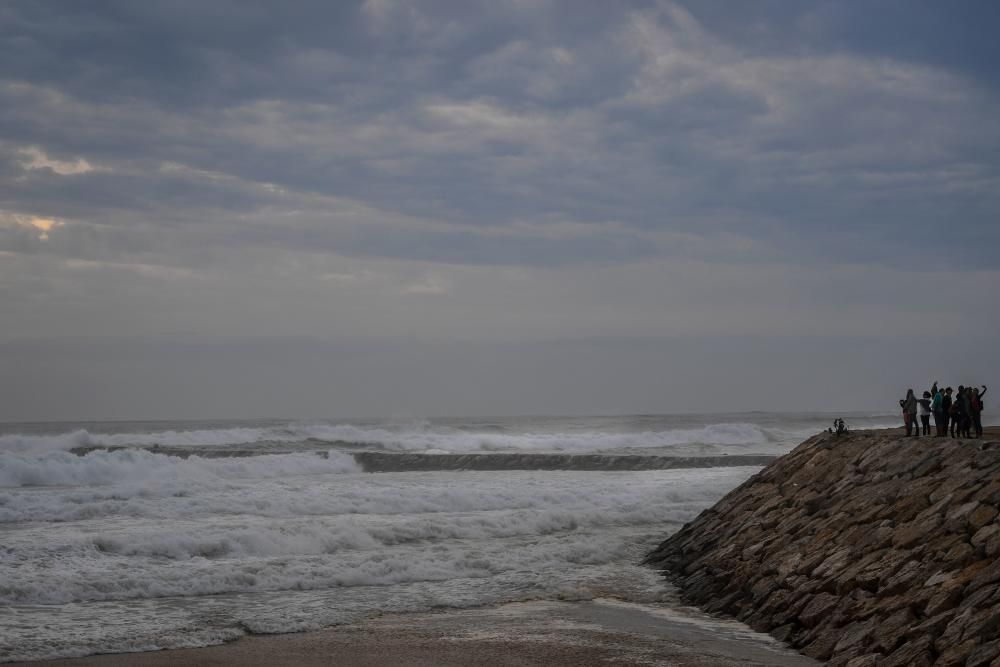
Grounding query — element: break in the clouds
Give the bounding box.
[1,1,998,419]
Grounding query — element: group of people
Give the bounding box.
[900,383,988,439]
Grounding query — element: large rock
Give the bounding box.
[645,428,1000,665]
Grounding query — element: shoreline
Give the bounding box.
[8,599,816,667]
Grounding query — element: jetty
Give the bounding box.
[646,427,1000,666]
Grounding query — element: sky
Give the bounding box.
[1,0,998,420]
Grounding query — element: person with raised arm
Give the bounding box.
[971,385,988,438]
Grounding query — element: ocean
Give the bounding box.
[0,412,898,662]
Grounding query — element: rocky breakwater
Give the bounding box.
[645,427,1000,666]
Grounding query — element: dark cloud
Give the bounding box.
[674,0,1000,90]
[1,1,998,418]
[3,1,997,261]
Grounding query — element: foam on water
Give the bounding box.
[0,462,758,661]
[0,448,360,488]
[0,451,748,524]
[0,427,277,452]
[302,421,781,450]
[0,417,877,454]
[0,413,897,662]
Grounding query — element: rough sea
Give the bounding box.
[0,412,899,662]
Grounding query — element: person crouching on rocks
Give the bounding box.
[900,389,918,437]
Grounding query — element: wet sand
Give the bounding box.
[11,599,816,667]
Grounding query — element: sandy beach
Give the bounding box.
[11,599,816,667]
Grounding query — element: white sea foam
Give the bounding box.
[0,467,756,604]
[2,529,639,604]
[0,413,884,663]
[3,503,695,561]
[0,563,673,663]
[0,429,96,453]
[299,422,785,451]
[0,420,831,454]
[0,448,360,489]
[0,458,748,524]
[0,427,276,452]
[333,420,901,453]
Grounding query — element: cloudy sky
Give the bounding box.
[2,0,998,420]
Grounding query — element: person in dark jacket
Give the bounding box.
[900,389,918,437]
[971,385,988,438]
[959,386,972,438]
[943,387,954,437]
[954,386,971,439]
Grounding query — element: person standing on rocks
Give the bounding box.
[918,391,932,436]
[971,385,988,438]
[931,384,946,436]
[900,389,918,437]
[943,387,955,437]
[960,386,974,438]
[953,386,970,438]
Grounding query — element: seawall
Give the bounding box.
[351,451,775,472]
[645,427,1000,667]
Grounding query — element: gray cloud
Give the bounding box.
[1,0,998,418]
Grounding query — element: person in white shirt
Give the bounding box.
[917,391,933,436]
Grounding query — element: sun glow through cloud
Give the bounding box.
[1,212,65,240]
[18,147,93,175]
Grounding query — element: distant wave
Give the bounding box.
[0,427,276,452]
[0,421,830,453]
[292,422,781,452]
[0,448,360,489]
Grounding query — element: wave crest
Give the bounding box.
[0,449,360,488]
[0,418,883,454]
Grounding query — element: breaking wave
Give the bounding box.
[0,466,756,604]
[0,420,829,454]
[0,427,276,452]
[305,422,783,452]
[0,448,360,489]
